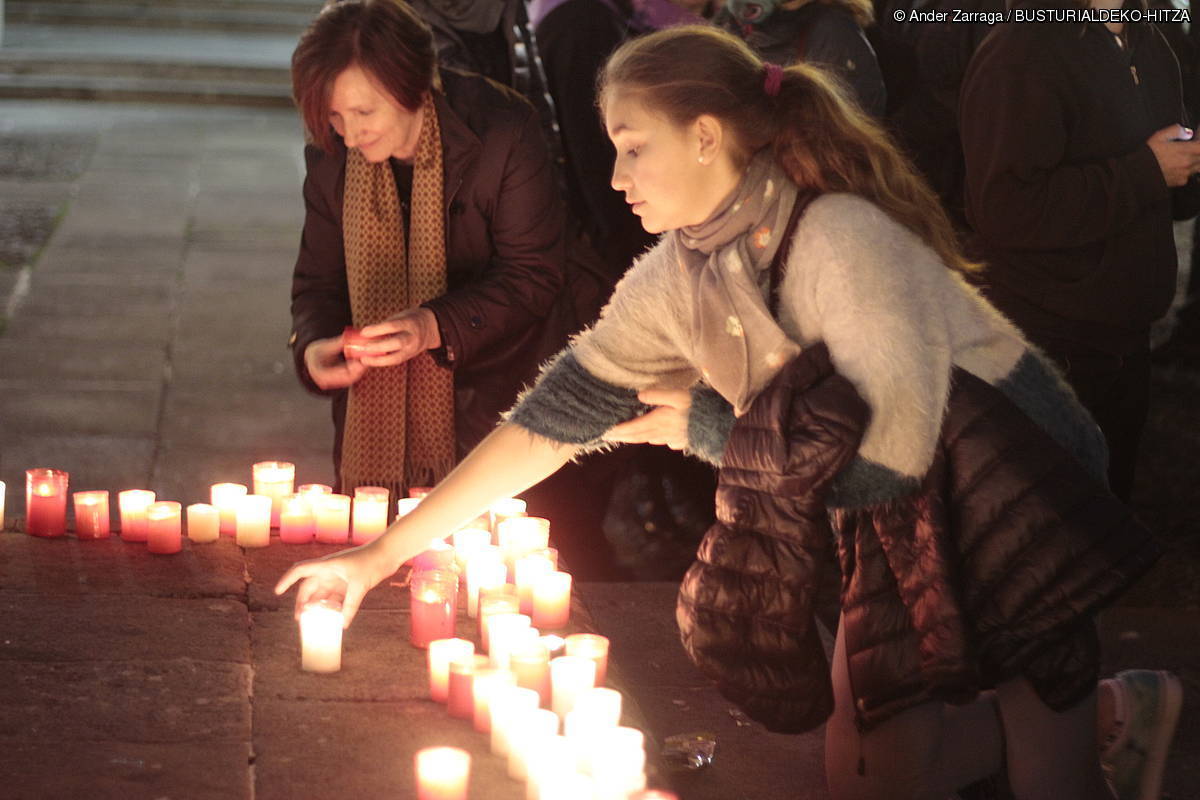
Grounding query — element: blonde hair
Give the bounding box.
[599,25,980,275]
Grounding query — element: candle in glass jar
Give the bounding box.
[551,655,596,718]
[532,571,573,630]
[410,569,458,649]
[210,483,246,536]
[297,483,332,499]
[490,497,527,535]
[515,552,556,615]
[187,503,220,543]
[118,489,155,542]
[489,685,540,756]
[467,554,508,619]
[525,735,580,798]
[589,727,647,790]
[510,641,552,707]
[278,494,314,544]
[452,527,492,570]
[25,469,69,538]
[472,667,517,733]
[72,490,110,540]
[565,634,610,687]
[251,461,294,527]
[447,654,488,720]
[478,589,520,652]
[0,480,6,530]
[498,516,551,575]
[565,688,623,743]
[541,634,566,657]
[145,501,182,554]
[530,760,595,800]
[235,494,272,548]
[507,708,559,781]
[351,486,389,544]
[415,746,470,800]
[427,638,474,703]
[313,493,351,543]
[396,496,421,518]
[408,486,433,499]
[487,614,533,669]
[299,600,343,673]
[414,539,455,572]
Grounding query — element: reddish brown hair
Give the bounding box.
[292,0,437,152]
[599,25,980,275]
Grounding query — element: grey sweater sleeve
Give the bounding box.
[686,384,735,466]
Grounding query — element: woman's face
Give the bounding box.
[604,91,738,234]
[328,65,424,163]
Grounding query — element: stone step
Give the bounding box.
[0,73,293,107]
[0,52,291,85]
[6,1,319,33]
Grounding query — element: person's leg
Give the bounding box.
[993,677,1114,800]
[825,617,1004,800]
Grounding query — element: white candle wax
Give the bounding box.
[589,726,646,781]
[529,765,594,800]
[396,496,421,518]
[565,633,609,686]
[186,503,220,543]
[490,497,527,536]
[510,641,552,707]
[532,571,573,630]
[452,527,493,570]
[489,686,540,756]
[487,613,533,669]
[550,655,596,719]
[351,486,389,544]
[415,746,470,800]
[117,489,155,542]
[251,460,294,527]
[210,482,246,536]
[313,493,351,543]
[515,553,556,615]
[498,516,551,576]
[428,638,474,703]
[299,602,343,673]
[567,687,623,733]
[235,494,272,548]
[506,708,559,781]
[471,667,517,733]
[467,553,508,618]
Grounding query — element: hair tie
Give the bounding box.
[763,62,783,98]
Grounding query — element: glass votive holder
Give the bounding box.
[299,599,343,673]
[118,488,155,542]
[478,586,520,651]
[532,571,573,630]
[279,494,314,544]
[428,638,475,703]
[251,460,294,527]
[187,503,220,543]
[490,497,527,535]
[415,746,470,800]
[235,494,272,548]
[472,666,517,733]
[72,490,110,540]
[26,468,69,538]
[396,496,421,518]
[351,486,389,545]
[146,501,182,555]
[410,568,458,649]
[565,634,610,686]
[447,654,488,720]
[550,655,597,719]
[313,493,351,543]
[210,482,247,536]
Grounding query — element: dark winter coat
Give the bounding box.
[290,69,566,470]
[677,342,1160,733]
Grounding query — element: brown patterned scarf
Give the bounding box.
[341,91,456,500]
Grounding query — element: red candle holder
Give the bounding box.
[410,569,458,649]
[25,468,68,538]
[72,490,111,540]
[342,326,372,359]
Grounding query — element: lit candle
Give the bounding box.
[550,655,596,719]
[427,638,474,703]
[489,686,540,756]
[532,571,573,630]
[415,746,470,800]
[541,634,566,657]
[410,569,458,649]
[447,654,488,720]
[146,501,183,555]
[487,614,534,669]
[414,538,455,572]
[210,482,246,536]
[297,483,332,498]
[235,494,272,548]
[529,761,595,800]
[525,735,581,799]
[452,527,492,570]
[278,494,314,544]
[630,792,680,800]
[351,486,389,544]
[490,497,527,536]
[510,641,552,707]
[589,727,647,793]
[409,486,433,498]
[471,667,517,733]
[478,589,520,652]
[186,503,220,543]
[565,634,610,686]
[299,600,342,673]
[313,493,351,543]
[498,516,551,575]
[515,552,556,615]
[396,496,421,518]
[566,687,623,735]
[251,461,294,527]
[467,555,509,619]
[507,708,559,781]
[25,468,69,538]
[72,490,110,540]
[117,489,155,542]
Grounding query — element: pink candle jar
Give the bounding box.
[210,482,246,536]
[25,469,69,538]
[409,569,458,649]
[313,493,351,544]
[146,501,182,555]
[72,490,110,540]
[414,539,455,572]
[278,494,314,544]
[447,654,488,720]
[118,489,155,542]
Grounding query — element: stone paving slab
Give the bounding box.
[158,380,329,451]
[3,309,174,343]
[0,594,250,663]
[36,238,185,275]
[0,339,164,382]
[244,541,406,612]
[0,384,163,435]
[190,188,302,232]
[0,740,253,800]
[0,433,156,500]
[0,532,245,598]
[181,244,297,289]
[252,698,528,800]
[252,608,431,702]
[0,659,251,743]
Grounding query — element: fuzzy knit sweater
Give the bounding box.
[509,192,1106,507]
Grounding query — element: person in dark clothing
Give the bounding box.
[959,0,1200,501]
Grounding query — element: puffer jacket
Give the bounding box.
[677,342,1160,734]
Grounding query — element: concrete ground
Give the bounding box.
[0,98,1196,800]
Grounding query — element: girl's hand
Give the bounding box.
[274,545,392,628]
[604,388,692,450]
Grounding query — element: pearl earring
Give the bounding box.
[698,155,705,164]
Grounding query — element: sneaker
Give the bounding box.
[1100,670,1183,800]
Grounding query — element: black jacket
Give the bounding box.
[960,1,1200,347]
[290,70,566,467]
[677,343,1159,733]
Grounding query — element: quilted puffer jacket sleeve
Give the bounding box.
[677,344,869,733]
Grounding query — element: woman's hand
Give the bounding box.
[356,307,442,367]
[1147,124,1200,187]
[304,336,368,390]
[274,544,393,628]
[604,388,692,449]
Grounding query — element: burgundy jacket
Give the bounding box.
[677,343,1159,733]
[290,69,566,470]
